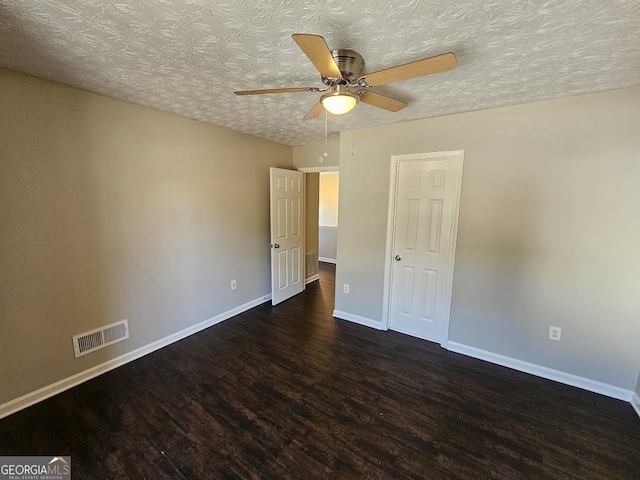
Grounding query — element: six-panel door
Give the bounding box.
[389,159,461,342]
[270,168,304,306]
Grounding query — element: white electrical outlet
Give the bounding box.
[230,280,237,290]
[343,284,350,294]
[549,326,561,341]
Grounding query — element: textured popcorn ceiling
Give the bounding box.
[1,1,639,146]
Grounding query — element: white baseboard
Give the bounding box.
[447,342,633,402]
[632,393,640,420]
[305,274,320,285]
[332,310,385,331]
[318,257,336,264]
[0,294,272,420]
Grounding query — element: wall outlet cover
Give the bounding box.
[549,326,561,341]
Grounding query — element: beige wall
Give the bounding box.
[319,172,339,227]
[335,86,640,390]
[293,140,340,169]
[305,173,319,278]
[0,69,292,404]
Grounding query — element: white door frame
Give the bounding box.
[298,166,340,173]
[381,150,464,348]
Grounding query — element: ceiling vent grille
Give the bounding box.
[73,320,129,358]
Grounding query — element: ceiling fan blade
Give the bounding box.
[304,102,325,120]
[234,87,314,95]
[359,91,408,112]
[292,34,343,80]
[363,52,456,86]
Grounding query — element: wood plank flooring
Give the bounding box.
[1,262,638,479]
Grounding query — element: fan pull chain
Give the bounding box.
[351,106,355,156]
[324,109,328,158]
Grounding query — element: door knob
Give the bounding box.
[395,255,401,261]
[273,244,280,249]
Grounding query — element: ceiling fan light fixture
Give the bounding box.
[320,86,358,115]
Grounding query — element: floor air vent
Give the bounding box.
[73,320,129,358]
[305,251,318,277]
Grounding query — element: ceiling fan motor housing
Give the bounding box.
[322,49,365,84]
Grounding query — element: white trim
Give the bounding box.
[298,166,340,173]
[632,393,640,420]
[382,150,465,348]
[0,294,272,420]
[332,310,386,331]
[305,274,320,284]
[318,257,336,264]
[447,342,633,402]
[319,225,338,230]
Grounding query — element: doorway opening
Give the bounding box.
[318,171,339,265]
[299,167,339,286]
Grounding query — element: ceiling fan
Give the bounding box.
[234,34,456,120]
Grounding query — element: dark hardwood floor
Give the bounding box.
[1,262,638,479]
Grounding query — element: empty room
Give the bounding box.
[1,1,639,479]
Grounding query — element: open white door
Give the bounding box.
[270,167,305,306]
